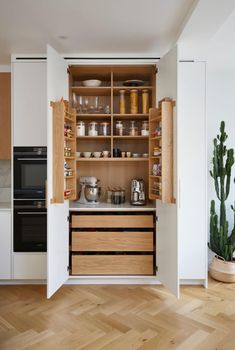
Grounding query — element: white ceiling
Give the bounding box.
[0,0,196,64]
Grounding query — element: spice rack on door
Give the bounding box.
[51,98,77,203]
[149,99,174,203]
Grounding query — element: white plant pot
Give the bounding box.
[209,255,235,283]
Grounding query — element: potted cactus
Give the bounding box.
[209,121,235,282]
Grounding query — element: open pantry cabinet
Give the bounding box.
[47,44,178,298]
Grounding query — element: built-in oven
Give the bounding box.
[14,147,47,199]
[14,200,47,252]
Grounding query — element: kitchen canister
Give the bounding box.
[119,89,126,114]
[130,89,138,114]
[76,121,85,136]
[88,121,98,136]
[142,89,149,114]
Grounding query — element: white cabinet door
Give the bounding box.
[47,45,69,298]
[0,211,11,279]
[178,61,207,283]
[156,46,179,297]
[13,61,47,146]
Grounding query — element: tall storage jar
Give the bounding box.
[130,89,138,114]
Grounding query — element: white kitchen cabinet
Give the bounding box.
[13,253,47,279]
[0,210,11,279]
[12,61,47,146]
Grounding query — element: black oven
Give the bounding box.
[14,200,47,252]
[14,147,47,199]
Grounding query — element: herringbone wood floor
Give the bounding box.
[0,278,235,349]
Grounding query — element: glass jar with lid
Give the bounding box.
[116,120,125,136]
[129,120,138,136]
[141,120,149,136]
[100,122,110,136]
[77,121,85,136]
[88,121,98,136]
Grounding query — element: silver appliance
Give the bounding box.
[130,179,146,206]
[78,176,101,204]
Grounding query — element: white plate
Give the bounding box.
[82,79,101,87]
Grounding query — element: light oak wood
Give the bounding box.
[71,214,154,228]
[71,231,154,252]
[161,100,173,203]
[51,100,65,203]
[0,73,11,159]
[71,254,154,275]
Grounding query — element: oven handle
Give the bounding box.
[16,158,46,161]
[17,212,47,215]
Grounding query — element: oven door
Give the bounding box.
[14,155,47,199]
[14,204,47,252]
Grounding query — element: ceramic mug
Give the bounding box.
[93,151,101,158]
[102,150,110,158]
[83,151,92,158]
[126,151,132,158]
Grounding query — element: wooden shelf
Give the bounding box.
[64,156,75,160]
[76,114,111,118]
[150,156,161,159]
[71,86,111,96]
[113,135,148,139]
[76,136,111,140]
[113,114,149,119]
[150,136,161,140]
[64,176,75,179]
[150,175,161,179]
[64,136,75,141]
[77,157,149,162]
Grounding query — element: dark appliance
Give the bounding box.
[14,147,47,199]
[14,200,47,252]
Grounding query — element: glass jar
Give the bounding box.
[119,90,126,114]
[88,121,98,136]
[129,120,138,136]
[141,120,149,136]
[130,89,138,114]
[77,121,85,136]
[100,122,109,136]
[142,89,149,114]
[116,120,124,135]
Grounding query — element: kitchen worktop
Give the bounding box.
[69,201,156,211]
[0,202,11,210]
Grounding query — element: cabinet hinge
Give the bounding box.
[67,215,70,222]
[156,266,158,272]
[67,265,70,272]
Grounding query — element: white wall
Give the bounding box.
[206,11,235,257]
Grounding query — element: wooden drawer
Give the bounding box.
[71,214,154,228]
[71,231,153,252]
[71,254,154,275]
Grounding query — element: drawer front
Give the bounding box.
[71,215,154,228]
[71,255,154,275]
[72,231,153,252]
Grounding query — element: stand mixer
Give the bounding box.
[78,176,101,204]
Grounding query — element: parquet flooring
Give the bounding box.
[0,278,235,349]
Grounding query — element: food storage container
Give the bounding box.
[88,121,98,136]
[130,89,138,114]
[119,90,126,114]
[100,122,109,136]
[77,121,85,136]
[142,89,149,114]
[141,120,149,136]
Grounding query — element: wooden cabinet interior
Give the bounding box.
[149,99,174,203]
[0,73,11,159]
[69,65,156,202]
[51,99,77,203]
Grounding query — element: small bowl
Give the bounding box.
[93,152,101,158]
[142,153,149,158]
[83,152,92,158]
[82,79,101,87]
[76,152,81,158]
[132,153,140,158]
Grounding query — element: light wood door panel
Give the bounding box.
[71,231,154,251]
[71,255,153,275]
[71,215,154,228]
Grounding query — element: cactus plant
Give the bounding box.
[209,121,235,261]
